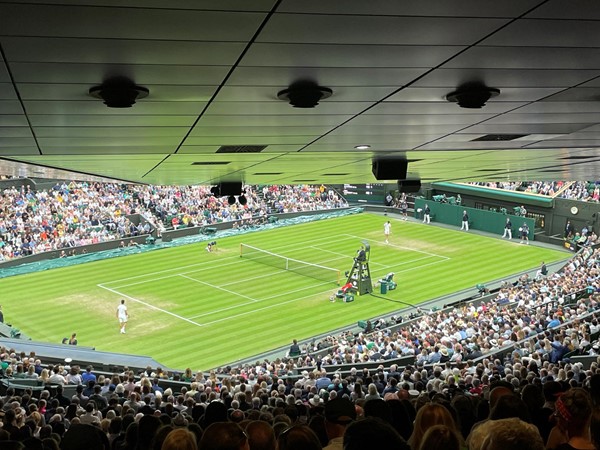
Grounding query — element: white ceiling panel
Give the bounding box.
[410,68,600,88]
[215,86,399,102]
[17,84,217,102]
[460,123,593,135]
[0,127,33,138]
[241,43,466,68]
[525,1,600,21]
[444,46,600,70]
[484,113,600,125]
[0,84,17,99]
[0,116,29,127]
[370,102,527,115]
[204,101,372,116]
[517,102,600,114]
[34,127,190,138]
[387,87,566,102]
[485,19,600,47]
[259,15,508,45]
[526,140,600,148]
[278,0,540,17]
[3,0,277,11]
[348,114,496,127]
[10,63,230,85]
[0,4,266,41]
[2,37,246,65]
[227,67,427,87]
[0,137,38,147]
[29,115,198,127]
[23,101,207,115]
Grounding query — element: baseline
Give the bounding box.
[97,284,205,327]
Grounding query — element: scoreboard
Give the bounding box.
[341,183,388,203]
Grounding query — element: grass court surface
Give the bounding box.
[1,213,568,371]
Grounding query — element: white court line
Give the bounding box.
[310,246,350,259]
[99,230,452,327]
[343,233,450,260]
[197,286,336,327]
[111,252,345,291]
[220,269,287,287]
[109,241,353,290]
[187,279,333,320]
[103,255,240,286]
[190,255,448,322]
[97,284,205,327]
[100,250,450,328]
[194,255,450,327]
[110,258,260,289]
[386,242,450,260]
[102,233,356,286]
[373,254,443,271]
[264,234,358,253]
[373,256,450,277]
[178,274,259,302]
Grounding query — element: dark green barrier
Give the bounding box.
[414,198,535,239]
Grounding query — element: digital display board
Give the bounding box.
[342,183,387,203]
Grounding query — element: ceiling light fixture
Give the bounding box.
[277,80,333,108]
[446,82,500,109]
[89,76,149,108]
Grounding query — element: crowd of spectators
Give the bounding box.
[0,182,347,262]
[468,179,600,201]
[468,181,568,196]
[0,340,599,449]
[560,181,600,203]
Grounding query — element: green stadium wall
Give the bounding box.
[414,198,536,239]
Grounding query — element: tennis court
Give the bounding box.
[97,233,447,328]
[1,213,568,370]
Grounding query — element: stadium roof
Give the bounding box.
[1,0,600,185]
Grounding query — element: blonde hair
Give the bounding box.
[161,428,197,450]
[409,403,457,450]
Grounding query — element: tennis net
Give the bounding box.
[240,243,340,285]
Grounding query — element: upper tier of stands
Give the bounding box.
[467,180,600,202]
[0,182,346,262]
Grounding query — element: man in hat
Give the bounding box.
[324,397,356,450]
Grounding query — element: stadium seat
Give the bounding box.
[10,328,22,338]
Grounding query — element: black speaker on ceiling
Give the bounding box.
[372,158,408,180]
[398,178,422,193]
